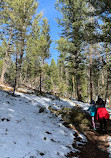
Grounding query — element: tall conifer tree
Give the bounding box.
[55,0,88,100]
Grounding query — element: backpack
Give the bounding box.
[96,107,109,120]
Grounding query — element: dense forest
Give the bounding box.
[0,0,111,103]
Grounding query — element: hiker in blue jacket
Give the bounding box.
[87,100,97,130]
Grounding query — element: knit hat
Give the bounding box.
[90,100,95,104]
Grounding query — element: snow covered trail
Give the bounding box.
[0,91,87,158]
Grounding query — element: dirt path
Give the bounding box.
[67,120,111,158]
[78,130,109,158]
[79,119,111,158]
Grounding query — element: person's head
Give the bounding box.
[98,96,100,99]
[99,98,103,104]
[97,96,103,105]
[100,100,105,107]
[90,100,95,105]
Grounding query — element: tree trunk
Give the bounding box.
[17,53,23,87]
[76,75,82,101]
[97,79,99,96]
[0,28,13,83]
[60,66,63,81]
[89,44,93,102]
[105,72,108,101]
[109,96,111,108]
[105,67,110,103]
[17,31,25,87]
[65,67,68,96]
[13,52,18,95]
[39,70,42,94]
[0,59,7,83]
[72,75,75,98]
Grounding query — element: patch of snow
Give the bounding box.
[0,90,87,158]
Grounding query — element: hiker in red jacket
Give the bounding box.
[96,106,109,133]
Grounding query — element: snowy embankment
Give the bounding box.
[0,90,87,158]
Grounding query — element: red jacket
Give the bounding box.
[96,107,109,120]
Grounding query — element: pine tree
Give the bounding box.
[50,58,59,93]
[43,63,51,92]
[56,37,69,97]
[41,17,52,64]
[0,0,38,86]
[24,14,51,93]
[86,0,111,101]
[55,0,88,100]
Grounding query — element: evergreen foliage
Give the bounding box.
[0,0,110,102]
[50,58,59,92]
[55,0,111,102]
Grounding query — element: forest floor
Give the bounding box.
[68,120,111,158]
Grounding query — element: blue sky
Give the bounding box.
[37,0,62,65]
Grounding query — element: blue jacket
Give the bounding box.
[87,105,97,116]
